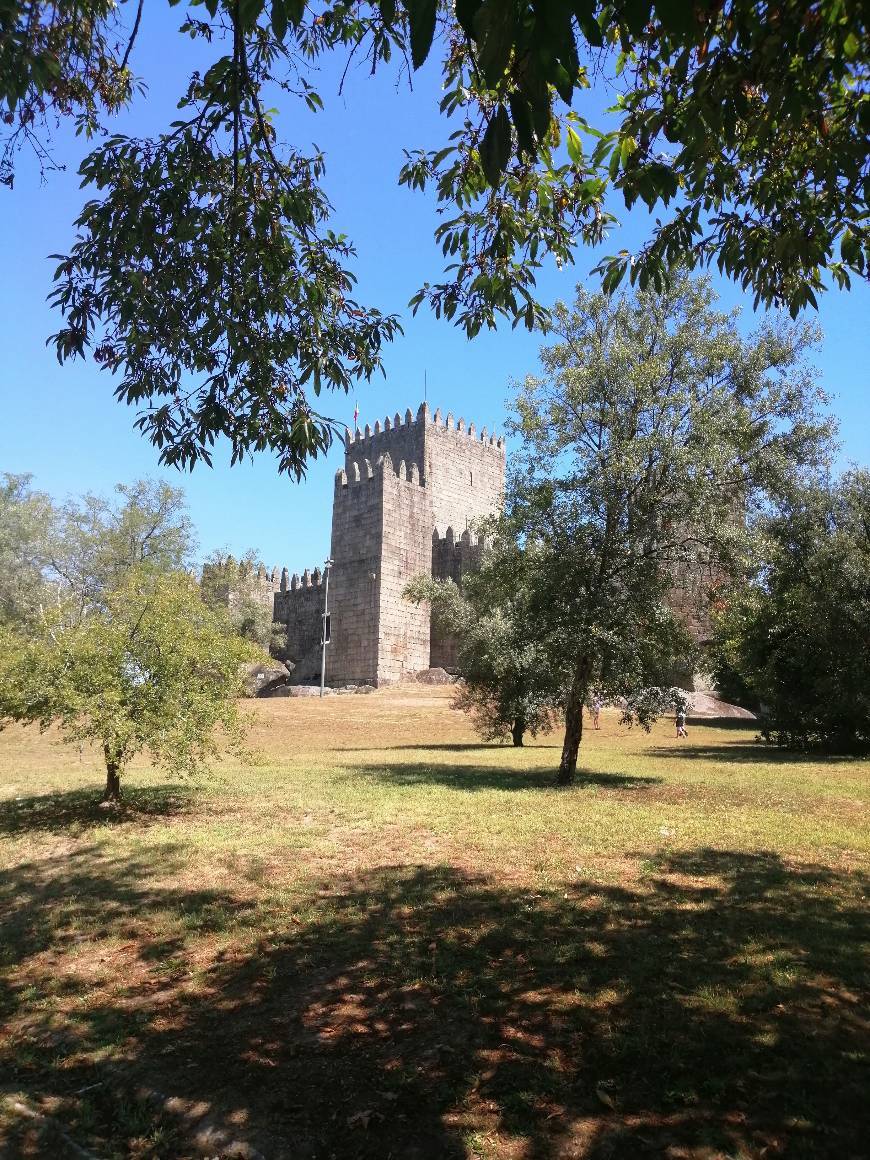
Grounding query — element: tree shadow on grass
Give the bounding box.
[353,760,662,792]
[0,784,197,836]
[652,741,861,765]
[4,844,866,1158]
[337,742,562,752]
[0,844,256,989]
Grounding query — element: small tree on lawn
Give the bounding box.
[510,273,834,784]
[406,537,560,746]
[0,567,263,801]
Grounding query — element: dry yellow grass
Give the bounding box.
[1,686,867,1159]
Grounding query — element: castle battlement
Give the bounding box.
[433,527,481,546]
[334,452,424,495]
[346,401,506,453]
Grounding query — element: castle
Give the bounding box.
[238,403,506,687]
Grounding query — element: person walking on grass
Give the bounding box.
[590,694,602,730]
[676,707,688,738]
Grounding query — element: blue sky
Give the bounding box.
[1,6,867,573]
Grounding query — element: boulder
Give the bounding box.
[242,661,293,698]
[288,685,334,697]
[413,667,455,685]
[686,693,756,719]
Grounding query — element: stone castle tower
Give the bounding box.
[271,402,506,686]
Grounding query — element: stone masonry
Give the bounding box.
[207,399,718,689]
[268,402,506,686]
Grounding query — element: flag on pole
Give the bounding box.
[353,399,359,428]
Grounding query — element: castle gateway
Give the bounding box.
[272,402,506,687]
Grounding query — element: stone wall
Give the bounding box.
[345,408,426,486]
[273,568,327,680]
[667,557,720,644]
[422,405,506,537]
[430,529,484,670]
[377,454,433,682]
[204,402,507,687]
[345,402,506,539]
[326,458,386,686]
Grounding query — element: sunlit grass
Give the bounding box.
[1,687,867,1158]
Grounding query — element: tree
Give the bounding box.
[508,273,833,783]
[2,2,865,474]
[200,549,286,652]
[0,473,57,627]
[715,471,870,752]
[405,537,559,746]
[51,478,196,617]
[0,567,263,800]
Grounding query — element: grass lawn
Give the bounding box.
[1,686,867,1159]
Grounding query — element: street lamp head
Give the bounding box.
[325,557,334,567]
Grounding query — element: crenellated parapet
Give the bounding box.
[431,526,484,585]
[420,402,505,450]
[334,451,424,499]
[345,401,506,456]
[201,556,283,609]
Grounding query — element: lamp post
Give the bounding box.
[320,557,333,698]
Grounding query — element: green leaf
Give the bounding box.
[566,127,583,166]
[380,0,397,24]
[655,0,695,38]
[620,136,637,167]
[840,229,860,267]
[572,2,603,48]
[271,0,288,43]
[509,92,536,157]
[474,0,516,88]
[237,0,266,32]
[455,0,482,37]
[407,0,437,70]
[621,0,652,37]
[480,105,512,187]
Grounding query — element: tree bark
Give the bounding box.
[511,718,525,747]
[558,654,592,785]
[103,744,123,802]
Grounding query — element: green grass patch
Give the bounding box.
[0,689,867,1158]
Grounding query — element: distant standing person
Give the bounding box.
[676,707,688,738]
[590,695,602,730]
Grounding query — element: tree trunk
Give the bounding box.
[511,718,525,747]
[103,744,123,802]
[558,655,592,785]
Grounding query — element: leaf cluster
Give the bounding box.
[505,273,834,716]
[403,0,869,327]
[2,1,865,474]
[200,548,287,651]
[50,478,196,619]
[0,0,136,186]
[715,471,870,751]
[0,472,57,627]
[405,537,561,743]
[49,29,401,476]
